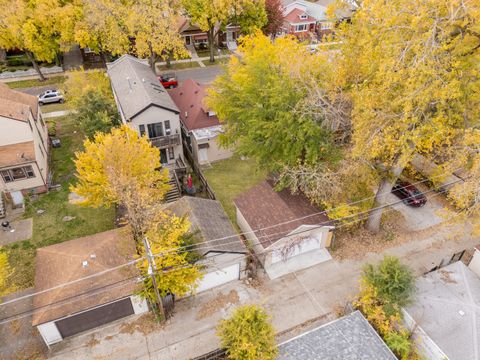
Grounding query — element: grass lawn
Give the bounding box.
[4,115,115,292]
[203,155,267,224]
[202,58,230,67]
[5,75,67,89]
[40,102,69,113]
[157,61,200,72]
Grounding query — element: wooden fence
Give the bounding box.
[182,140,216,200]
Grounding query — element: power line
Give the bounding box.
[0,176,464,308]
[0,188,466,327]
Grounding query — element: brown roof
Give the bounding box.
[168,79,220,131]
[0,82,38,120]
[0,141,36,168]
[234,180,330,249]
[32,228,139,325]
[284,8,317,24]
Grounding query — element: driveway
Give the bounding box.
[385,183,453,231]
[0,289,46,360]
[17,85,59,96]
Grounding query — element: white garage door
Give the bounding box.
[197,263,240,293]
[271,236,321,264]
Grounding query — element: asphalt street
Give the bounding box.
[169,65,224,85]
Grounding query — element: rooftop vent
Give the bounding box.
[90,254,96,259]
[82,260,88,268]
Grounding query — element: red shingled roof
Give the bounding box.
[234,180,330,249]
[168,79,220,131]
[284,8,317,24]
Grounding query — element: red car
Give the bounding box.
[158,73,178,89]
[391,180,427,207]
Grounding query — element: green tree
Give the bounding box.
[362,256,415,311]
[74,92,121,138]
[207,32,340,170]
[183,0,267,63]
[0,0,64,80]
[217,305,277,360]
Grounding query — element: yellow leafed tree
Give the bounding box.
[71,125,170,238]
[136,213,202,300]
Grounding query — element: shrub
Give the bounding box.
[217,305,277,360]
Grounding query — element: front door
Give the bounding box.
[160,149,168,164]
[185,36,191,45]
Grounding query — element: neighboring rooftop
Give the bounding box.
[0,82,38,120]
[164,196,246,255]
[168,79,220,131]
[192,125,224,141]
[282,0,328,21]
[279,311,396,360]
[284,7,318,24]
[0,141,36,168]
[405,261,480,360]
[234,180,329,249]
[32,228,138,325]
[107,55,179,120]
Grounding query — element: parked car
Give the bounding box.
[158,73,178,89]
[391,180,427,207]
[38,90,64,105]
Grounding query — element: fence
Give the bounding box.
[182,140,216,200]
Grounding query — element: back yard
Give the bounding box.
[3,115,115,294]
[203,155,267,224]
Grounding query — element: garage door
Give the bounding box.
[271,236,321,265]
[197,263,240,293]
[55,298,134,338]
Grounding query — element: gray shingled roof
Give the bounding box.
[164,197,246,255]
[107,55,179,120]
[405,261,480,360]
[279,311,396,360]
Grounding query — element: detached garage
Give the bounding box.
[234,180,334,279]
[164,197,247,293]
[32,228,148,346]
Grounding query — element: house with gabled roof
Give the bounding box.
[107,55,185,169]
[281,0,334,38]
[234,179,334,279]
[168,79,233,165]
[0,83,49,198]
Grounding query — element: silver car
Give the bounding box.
[38,90,64,105]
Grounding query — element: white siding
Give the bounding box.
[468,249,480,278]
[0,116,32,145]
[192,136,232,165]
[37,322,63,346]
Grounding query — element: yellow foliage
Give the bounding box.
[0,250,14,297]
[136,213,202,298]
[71,125,170,209]
[63,69,113,108]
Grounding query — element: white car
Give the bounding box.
[38,90,64,105]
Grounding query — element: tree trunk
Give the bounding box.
[25,51,45,81]
[99,51,108,68]
[208,28,215,63]
[166,55,172,69]
[148,42,157,72]
[365,164,405,233]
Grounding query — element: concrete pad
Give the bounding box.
[266,248,332,279]
[0,218,33,246]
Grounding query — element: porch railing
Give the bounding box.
[149,134,180,148]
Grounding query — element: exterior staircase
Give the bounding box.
[0,192,6,219]
[164,173,181,203]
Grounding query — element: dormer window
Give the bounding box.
[207,111,216,117]
[299,14,308,20]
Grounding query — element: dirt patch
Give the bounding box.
[119,313,159,336]
[104,335,115,341]
[86,335,100,348]
[439,270,457,284]
[332,209,464,261]
[196,290,240,320]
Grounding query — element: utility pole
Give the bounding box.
[142,237,165,320]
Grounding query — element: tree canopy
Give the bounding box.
[217,305,277,360]
[262,0,284,36]
[207,32,341,170]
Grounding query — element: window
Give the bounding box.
[147,123,164,138]
[1,165,35,183]
[320,22,332,30]
[168,147,175,160]
[296,24,308,32]
[139,124,146,137]
[164,121,171,135]
[299,14,307,19]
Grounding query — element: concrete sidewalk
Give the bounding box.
[46,218,479,360]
